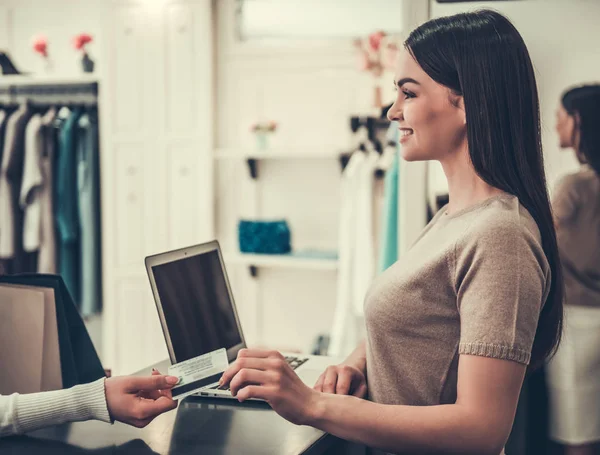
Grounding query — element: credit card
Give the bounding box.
[168,348,229,400]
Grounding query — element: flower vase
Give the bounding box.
[81,52,95,73]
[373,82,383,110]
[255,132,268,151]
[42,56,53,74]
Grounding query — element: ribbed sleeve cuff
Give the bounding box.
[15,378,111,434]
[459,342,531,365]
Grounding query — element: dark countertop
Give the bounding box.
[0,360,342,454]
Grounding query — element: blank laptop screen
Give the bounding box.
[152,250,242,362]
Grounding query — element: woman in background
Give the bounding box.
[548,84,600,455]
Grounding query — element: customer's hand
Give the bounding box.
[313,364,367,398]
[105,373,179,428]
[144,368,175,400]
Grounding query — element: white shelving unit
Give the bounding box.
[215,147,341,160]
[214,144,342,350]
[0,74,100,86]
[224,252,338,271]
[215,146,342,274]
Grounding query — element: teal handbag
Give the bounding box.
[238,219,292,254]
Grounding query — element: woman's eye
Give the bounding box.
[402,89,415,99]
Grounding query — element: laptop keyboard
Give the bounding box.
[285,356,309,370]
[208,356,309,392]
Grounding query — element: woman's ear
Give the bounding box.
[449,90,466,125]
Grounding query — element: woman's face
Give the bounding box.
[555,104,576,149]
[387,48,467,162]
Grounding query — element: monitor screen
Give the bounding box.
[152,250,243,362]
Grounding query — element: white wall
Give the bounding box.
[427,0,600,198]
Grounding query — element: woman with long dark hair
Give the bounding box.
[220,10,563,454]
[547,84,600,455]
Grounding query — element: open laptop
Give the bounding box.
[145,240,338,400]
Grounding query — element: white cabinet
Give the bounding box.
[164,4,199,134]
[112,7,147,136]
[113,144,148,269]
[102,0,214,374]
[166,146,211,249]
[113,277,169,374]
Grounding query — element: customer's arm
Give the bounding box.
[0,378,110,436]
[0,374,179,437]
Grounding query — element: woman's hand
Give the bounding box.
[105,372,179,428]
[219,349,321,426]
[313,364,367,398]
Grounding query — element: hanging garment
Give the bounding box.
[20,113,44,253]
[37,107,58,273]
[378,121,400,272]
[55,107,83,303]
[352,151,379,317]
[0,104,33,273]
[0,109,9,276]
[0,109,7,168]
[378,151,399,272]
[77,110,102,317]
[372,166,385,258]
[329,151,365,357]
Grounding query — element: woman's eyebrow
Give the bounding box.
[395,77,420,88]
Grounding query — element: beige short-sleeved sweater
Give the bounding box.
[365,194,550,407]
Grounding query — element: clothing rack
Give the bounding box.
[350,115,389,140]
[0,81,98,106]
[0,78,102,316]
[339,115,391,174]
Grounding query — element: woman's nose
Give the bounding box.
[387,101,402,122]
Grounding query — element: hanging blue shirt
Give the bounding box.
[378,121,400,272]
[55,107,83,304]
[77,109,102,317]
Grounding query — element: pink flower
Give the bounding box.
[251,121,278,133]
[32,34,48,57]
[72,33,93,51]
[368,31,386,52]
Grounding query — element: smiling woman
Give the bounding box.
[220,9,563,455]
[390,63,467,163]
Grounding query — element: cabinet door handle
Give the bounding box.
[127,166,137,176]
[180,166,189,176]
[127,193,137,203]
